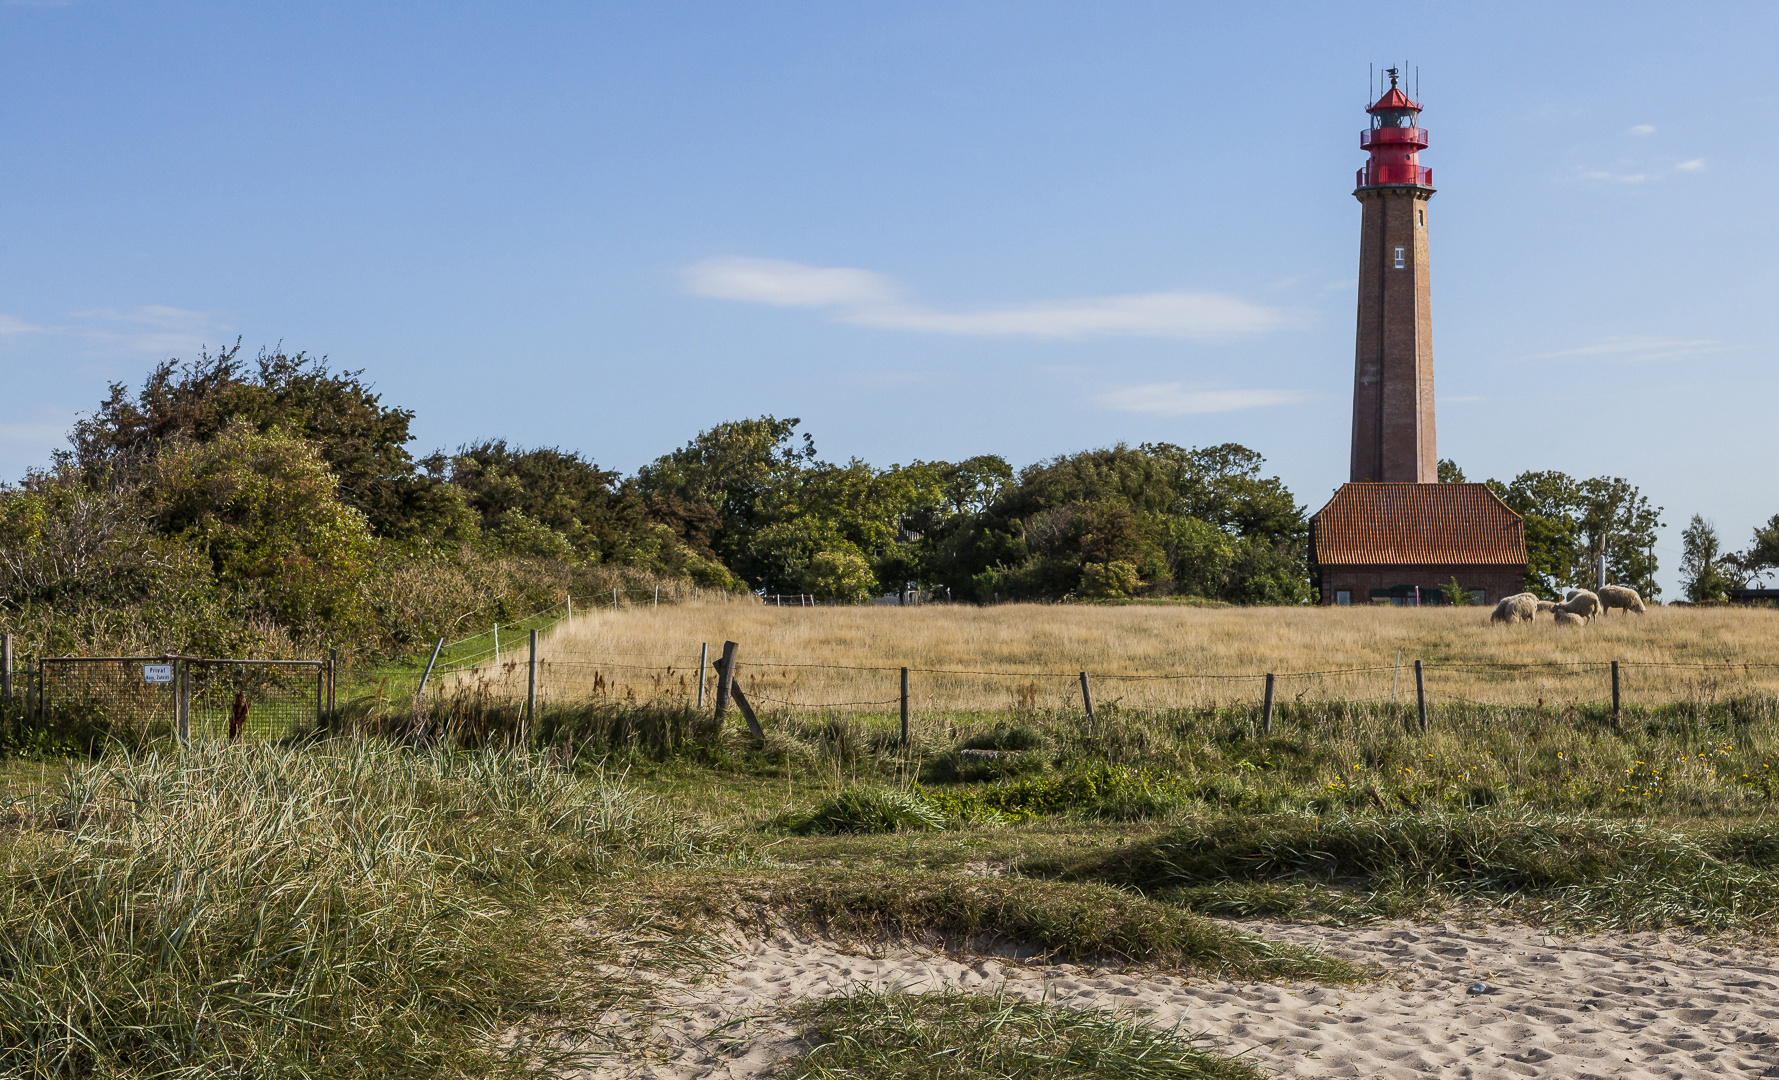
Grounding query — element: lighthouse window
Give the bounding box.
[1418,209,1425,226]
[1394,246,1405,269]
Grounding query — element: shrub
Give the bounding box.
[784,787,948,835]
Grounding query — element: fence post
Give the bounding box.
[1079,671,1095,723]
[900,667,910,746]
[697,642,709,709]
[525,629,538,735]
[567,594,573,619]
[2,631,11,704]
[653,585,659,609]
[1414,659,1427,733]
[176,660,190,746]
[1262,673,1276,736]
[327,647,337,719]
[416,638,445,698]
[1611,660,1621,717]
[714,641,738,723]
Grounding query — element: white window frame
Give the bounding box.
[1335,590,1352,606]
[1394,246,1406,269]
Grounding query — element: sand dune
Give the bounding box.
[577,919,1779,1079]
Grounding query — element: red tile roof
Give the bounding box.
[1367,87,1421,113]
[1309,483,1527,567]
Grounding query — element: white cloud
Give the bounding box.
[1577,157,1706,185]
[1628,124,1656,136]
[1521,335,1721,363]
[683,257,897,307]
[66,305,229,356]
[0,314,46,336]
[1094,382,1307,416]
[1676,158,1706,171]
[684,256,1292,340]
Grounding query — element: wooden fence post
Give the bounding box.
[2,631,11,704]
[525,629,538,734]
[1079,671,1095,723]
[327,647,337,718]
[1611,660,1621,717]
[1262,673,1276,736]
[714,641,738,722]
[697,642,709,709]
[177,660,190,746]
[1414,659,1427,733]
[900,667,910,746]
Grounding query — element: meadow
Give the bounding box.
[471,598,1779,714]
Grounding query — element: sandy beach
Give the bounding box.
[576,919,1779,1079]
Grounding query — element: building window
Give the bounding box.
[1394,246,1406,269]
[1418,209,1425,226]
[1335,590,1352,606]
[1468,589,1486,605]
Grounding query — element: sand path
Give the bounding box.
[576,920,1779,1079]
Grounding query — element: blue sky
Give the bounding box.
[1,2,1773,596]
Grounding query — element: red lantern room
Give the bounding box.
[1357,68,1431,188]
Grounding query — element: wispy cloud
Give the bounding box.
[65,305,229,356]
[1095,382,1307,416]
[1628,124,1656,136]
[1576,158,1705,184]
[0,314,46,336]
[1521,335,1722,363]
[682,256,1294,341]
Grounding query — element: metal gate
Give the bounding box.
[34,656,329,743]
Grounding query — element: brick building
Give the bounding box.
[1309,69,1528,604]
[1310,483,1526,605]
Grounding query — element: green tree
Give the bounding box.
[1732,513,1779,585]
[69,343,468,543]
[1437,459,1466,483]
[1680,515,1738,602]
[1488,471,1662,598]
[149,420,374,629]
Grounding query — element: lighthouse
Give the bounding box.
[1350,68,1437,484]
[1307,70,1529,606]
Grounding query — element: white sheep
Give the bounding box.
[1598,584,1646,615]
[1553,610,1585,628]
[1556,589,1602,622]
[1490,593,1537,624]
[1536,600,1559,614]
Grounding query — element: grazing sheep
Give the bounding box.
[1536,600,1559,614]
[1490,593,1537,624]
[1553,610,1585,628]
[1598,584,1646,615]
[1556,589,1602,622]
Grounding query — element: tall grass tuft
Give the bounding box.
[0,739,723,1077]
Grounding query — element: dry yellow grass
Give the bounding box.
[465,601,1779,714]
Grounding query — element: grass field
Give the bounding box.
[6,602,1779,1076]
[468,599,1779,713]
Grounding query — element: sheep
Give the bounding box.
[1490,593,1537,624]
[1536,600,1559,614]
[1598,584,1646,615]
[1556,589,1602,622]
[1553,610,1585,628]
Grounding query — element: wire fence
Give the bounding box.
[403,640,1779,722]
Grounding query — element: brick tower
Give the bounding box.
[1350,68,1436,483]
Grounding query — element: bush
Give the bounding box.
[784,787,948,835]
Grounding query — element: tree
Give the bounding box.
[1733,513,1779,585]
[1437,459,1466,483]
[1488,471,1662,598]
[1680,515,1737,602]
[68,343,466,542]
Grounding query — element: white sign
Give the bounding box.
[143,664,174,684]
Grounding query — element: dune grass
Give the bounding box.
[777,989,1263,1080]
[1030,809,1779,931]
[0,740,728,1078]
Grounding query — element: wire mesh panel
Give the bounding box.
[39,657,182,741]
[188,660,324,741]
